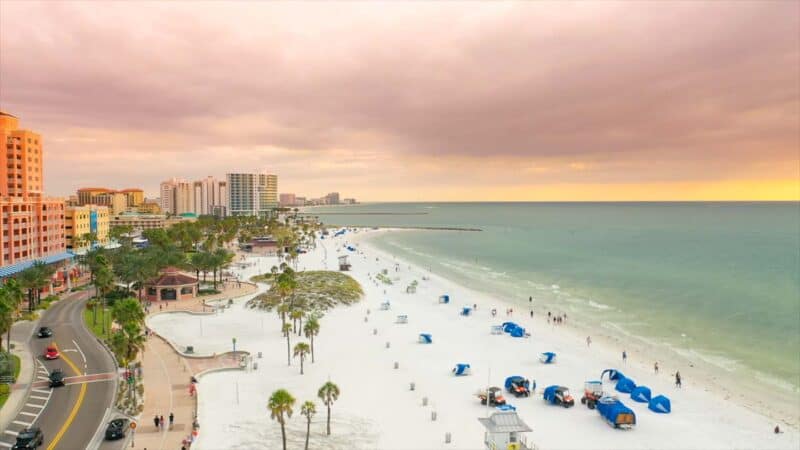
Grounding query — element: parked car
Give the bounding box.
[44,345,59,360]
[48,369,65,388]
[12,427,43,449]
[104,418,130,440]
[36,327,53,338]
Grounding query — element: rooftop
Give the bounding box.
[477,412,532,433]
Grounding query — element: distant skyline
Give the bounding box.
[0,1,798,201]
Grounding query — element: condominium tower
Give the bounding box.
[226,172,278,217]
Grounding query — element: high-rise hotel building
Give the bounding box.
[0,112,67,273]
[226,172,278,217]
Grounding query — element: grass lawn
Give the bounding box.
[0,354,22,410]
[83,307,113,341]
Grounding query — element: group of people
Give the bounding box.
[547,311,567,325]
[153,412,175,431]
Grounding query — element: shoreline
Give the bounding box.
[148,231,800,449]
[356,227,800,429]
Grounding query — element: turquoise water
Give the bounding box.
[309,202,800,392]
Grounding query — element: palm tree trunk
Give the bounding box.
[280,419,287,450]
[286,334,291,366]
[310,335,315,363]
[300,356,304,375]
[326,404,331,435]
[27,290,33,312]
[305,418,311,450]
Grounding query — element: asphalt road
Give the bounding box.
[0,290,124,450]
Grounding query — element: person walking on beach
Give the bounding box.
[529,296,532,303]
[530,310,533,318]
[622,350,627,364]
[154,415,160,430]
[169,412,174,429]
[586,336,592,347]
[654,362,659,374]
[160,415,165,430]
[675,371,682,388]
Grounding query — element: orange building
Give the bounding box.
[0,111,68,274]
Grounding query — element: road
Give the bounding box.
[0,290,124,450]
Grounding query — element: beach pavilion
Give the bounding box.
[145,266,199,302]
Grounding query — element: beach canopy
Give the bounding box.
[648,395,671,413]
[540,352,557,364]
[461,307,472,316]
[630,385,652,403]
[419,333,432,344]
[615,377,637,394]
[509,327,526,338]
[453,363,471,376]
[596,396,637,428]
[439,295,450,304]
[601,369,625,381]
[501,322,518,331]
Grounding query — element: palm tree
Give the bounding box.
[300,401,316,450]
[92,255,114,330]
[282,323,292,366]
[32,261,55,307]
[17,267,38,312]
[317,381,340,436]
[268,389,296,450]
[304,318,320,363]
[290,309,304,335]
[293,342,310,375]
[2,279,24,351]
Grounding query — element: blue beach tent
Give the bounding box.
[439,295,450,304]
[596,397,637,428]
[630,386,652,403]
[501,322,519,333]
[461,307,472,316]
[648,395,672,413]
[346,246,356,252]
[615,377,637,394]
[453,363,471,376]
[601,369,625,381]
[509,327,526,338]
[540,352,557,364]
[419,333,432,344]
[334,229,346,237]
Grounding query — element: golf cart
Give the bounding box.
[581,380,604,409]
[504,376,532,397]
[543,385,575,408]
[478,386,507,406]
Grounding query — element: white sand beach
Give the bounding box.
[146,229,800,450]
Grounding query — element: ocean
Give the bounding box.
[306,202,800,395]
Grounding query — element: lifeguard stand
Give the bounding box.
[478,411,534,450]
[338,255,351,271]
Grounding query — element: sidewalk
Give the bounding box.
[137,283,254,450]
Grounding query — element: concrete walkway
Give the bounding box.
[137,282,256,450]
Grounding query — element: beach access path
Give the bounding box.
[135,281,256,450]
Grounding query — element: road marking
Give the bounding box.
[46,345,87,450]
[72,339,87,367]
[12,420,32,427]
[0,441,12,448]
[19,412,37,417]
[3,431,17,436]
[32,388,50,394]
[37,376,48,380]
[25,402,45,409]
[30,395,48,400]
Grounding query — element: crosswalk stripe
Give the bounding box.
[12,420,31,427]
[3,431,18,436]
[37,376,48,380]
[19,412,37,417]
[25,402,45,409]
[32,388,50,394]
[0,441,13,447]
[30,395,48,400]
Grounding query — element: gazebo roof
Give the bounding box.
[478,412,532,433]
[147,267,198,286]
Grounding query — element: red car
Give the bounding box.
[44,345,59,360]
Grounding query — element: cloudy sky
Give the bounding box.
[1,1,798,201]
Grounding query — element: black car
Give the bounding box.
[48,369,65,388]
[104,418,130,440]
[12,427,43,449]
[36,327,53,338]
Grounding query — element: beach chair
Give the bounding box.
[491,325,504,335]
[396,315,408,324]
[380,301,391,311]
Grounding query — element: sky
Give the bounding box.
[0,1,798,201]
